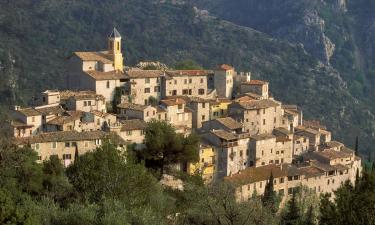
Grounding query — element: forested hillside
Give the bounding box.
[0,0,374,154]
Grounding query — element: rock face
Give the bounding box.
[135,61,169,70]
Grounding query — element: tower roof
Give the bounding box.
[109,27,121,38]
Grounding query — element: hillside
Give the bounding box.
[0,0,374,153]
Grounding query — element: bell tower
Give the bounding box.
[108,28,124,72]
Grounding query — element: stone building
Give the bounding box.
[201,117,243,134]
[214,64,234,99]
[14,130,113,166]
[60,91,106,112]
[228,99,286,135]
[186,97,211,129]
[110,119,147,145]
[68,28,126,102]
[162,70,210,98]
[187,144,216,183]
[117,102,159,122]
[239,80,269,99]
[160,98,192,129]
[10,107,43,137]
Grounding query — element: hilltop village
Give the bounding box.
[7,28,362,201]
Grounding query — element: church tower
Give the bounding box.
[108,28,124,72]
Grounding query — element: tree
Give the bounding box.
[281,191,300,225]
[304,205,315,225]
[173,59,203,70]
[141,120,199,177]
[262,171,278,213]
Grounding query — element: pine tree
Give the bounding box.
[354,136,359,156]
[281,191,300,225]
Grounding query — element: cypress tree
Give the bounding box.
[74,146,79,162]
[262,171,277,213]
[281,191,300,225]
[304,205,315,225]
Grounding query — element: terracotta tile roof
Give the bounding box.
[276,136,291,143]
[47,116,78,126]
[211,130,238,141]
[126,69,164,78]
[235,99,279,110]
[60,90,105,101]
[250,133,276,141]
[91,110,114,118]
[120,119,147,131]
[216,64,234,71]
[241,80,268,85]
[225,164,286,185]
[84,70,127,80]
[298,166,325,178]
[215,117,243,130]
[14,131,107,144]
[273,127,291,136]
[74,51,113,64]
[314,149,353,160]
[209,98,232,105]
[35,106,65,116]
[16,108,41,117]
[10,120,34,128]
[310,161,337,172]
[319,141,344,150]
[303,120,327,130]
[161,98,186,106]
[117,102,148,111]
[65,110,85,118]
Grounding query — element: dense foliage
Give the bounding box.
[0,127,375,224]
[1,0,375,155]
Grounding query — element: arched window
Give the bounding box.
[106,81,110,89]
[117,42,120,51]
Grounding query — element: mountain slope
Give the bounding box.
[0,0,374,153]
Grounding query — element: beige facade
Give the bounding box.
[229,99,286,135]
[117,102,159,122]
[160,98,192,129]
[14,131,112,166]
[110,119,147,145]
[64,92,106,112]
[240,80,269,99]
[214,64,234,99]
[187,98,211,129]
[203,130,250,178]
[122,70,163,105]
[201,117,243,134]
[10,107,43,137]
[162,70,209,98]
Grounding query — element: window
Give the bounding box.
[259,182,262,188]
[145,78,150,84]
[172,90,177,96]
[51,142,57,149]
[262,150,264,156]
[154,86,160,92]
[263,109,266,114]
[276,151,279,155]
[117,42,120,50]
[257,110,260,115]
[188,89,192,95]
[327,180,330,185]
[106,81,110,89]
[178,104,183,110]
[146,112,149,117]
[202,103,206,108]
[97,119,100,126]
[202,115,206,121]
[274,117,276,123]
[275,159,280,164]
[184,79,187,84]
[200,78,204,83]
[182,89,189,95]
[32,116,35,122]
[263,119,266,125]
[280,178,284,183]
[65,142,70,148]
[174,80,177,85]
[63,154,72,160]
[288,176,293,181]
[269,160,273,164]
[144,99,148,105]
[144,88,150,93]
[201,158,204,163]
[198,89,205,95]
[127,131,132,136]
[72,142,77,147]
[294,176,299,180]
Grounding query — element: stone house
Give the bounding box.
[239,80,269,99]
[117,102,159,122]
[186,97,211,129]
[162,70,210,98]
[111,119,147,145]
[68,28,127,102]
[122,69,163,105]
[201,117,243,134]
[61,91,106,112]
[214,64,234,99]
[160,98,192,129]
[202,130,249,179]
[10,107,43,137]
[228,99,286,135]
[14,130,110,167]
